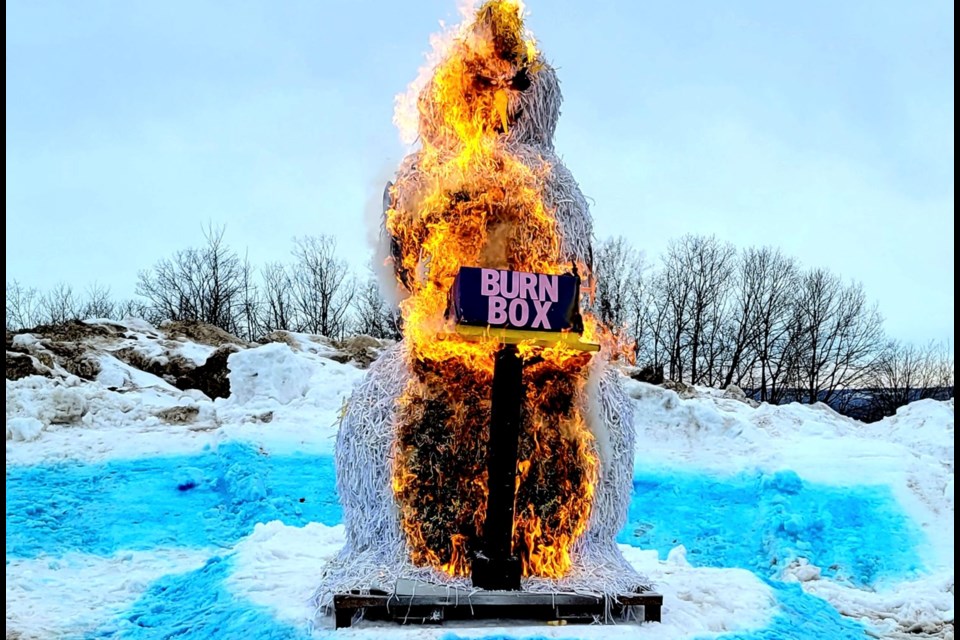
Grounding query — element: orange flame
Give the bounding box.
[387,0,605,580]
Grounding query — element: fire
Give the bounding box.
[386,0,606,579]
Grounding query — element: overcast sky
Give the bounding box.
[6,0,954,345]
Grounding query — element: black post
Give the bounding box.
[472,344,523,591]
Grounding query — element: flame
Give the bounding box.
[387,0,605,580]
[511,355,599,577]
[583,315,637,364]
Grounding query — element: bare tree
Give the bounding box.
[116,298,158,324]
[236,253,261,341]
[593,236,651,360]
[40,282,81,325]
[641,285,671,376]
[654,235,735,384]
[924,341,956,396]
[719,249,761,388]
[290,235,355,339]
[870,341,925,418]
[593,236,650,355]
[136,224,245,333]
[657,244,694,382]
[868,340,955,419]
[261,262,296,332]
[353,276,402,340]
[199,225,245,333]
[686,236,736,385]
[593,236,633,329]
[79,282,117,320]
[790,269,885,408]
[745,248,801,404]
[6,280,42,330]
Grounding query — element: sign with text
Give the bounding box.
[450,267,580,333]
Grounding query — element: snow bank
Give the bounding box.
[874,399,955,464]
[228,521,347,627]
[214,341,365,454]
[225,343,318,406]
[6,373,216,463]
[6,416,44,441]
[6,328,363,463]
[4,327,954,639]
[801,569,955,638]
[623,379,954,638]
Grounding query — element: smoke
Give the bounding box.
[363,159,406,307]
[393,17,461,146]
[584,356,613,469]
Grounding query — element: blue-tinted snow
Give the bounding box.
[7,449,924,639]
[619,467,923,586]
[6,442,340,557]
[89,556,312,640]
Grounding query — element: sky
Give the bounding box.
[5,0,954,345]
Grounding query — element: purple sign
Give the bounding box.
[450,267,580,333]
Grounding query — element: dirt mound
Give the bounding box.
[723,384,760,407]
[627,364,665,385]
[17,319,119,343]
[6,352,51,381]
[111,347,195,383]
[40,341,102,380]
[258,331,302,350]
[5,319,378,402]
[161,320,246,347]
[661,379,698,399]
[155,405,201,424]
[330,335,392,368]
[6,322,105,381]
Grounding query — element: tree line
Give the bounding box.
[592,234,953,421]
[6,227,952,421]
[6,225,401,344]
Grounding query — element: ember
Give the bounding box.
[315,0,650,616]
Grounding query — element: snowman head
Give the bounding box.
[416,0,562,151]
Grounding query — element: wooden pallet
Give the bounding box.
[333,581,662,628]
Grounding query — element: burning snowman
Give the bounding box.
[315,0,654,624]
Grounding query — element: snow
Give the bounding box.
[11,333,40,348]
[213,341,364,456]
[174,340,219,366]
[222,342,333,408]
[6,335,361,465]
[7,416,44,441]
[625,379,954,569]
[228,522,348,627]
[4,325,954,639]
[6,373,214,464]
[6,548,212,639]
[225,523,777,639]
[96,353,182,392]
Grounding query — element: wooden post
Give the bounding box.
[472,344,523,590]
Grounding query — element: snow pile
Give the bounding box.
[873,399,955,465]
[5,321,371,463]
[6,319,221,384]
[5,325,955,639]
[6,416,44,442]
[215,341,366,436]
